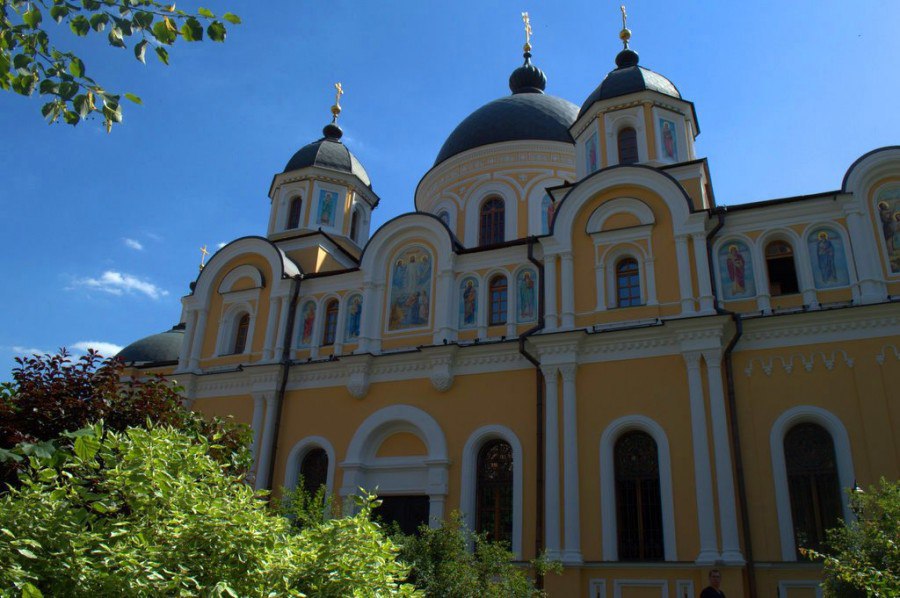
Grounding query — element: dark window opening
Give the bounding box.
[299,448,328,497]
[616,258,641,307]
[784,423,842,558]
[233,314,250,354]
[618,127,639,165]
[350,209,360,243]
[476,439,513,544]
[489,275,508,325]
[374,495,430,536]
[766,241,800,296]
[615,431,664,561]
[287,197,303,229]
[479,197,505,246]
[322,300,339,346]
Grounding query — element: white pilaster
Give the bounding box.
[560,252,575,329]
[544,253,559,330]
[249,393,266,481]
[703,349,745,564]
[843,204,887,304]
[594,262,606,311]
[683,351,719,563]
[188,308,208,370]
[644,256,659,305]
[274,296,289,359]
[691,233,715,314]
[262,296,280,362]
[357,281,375,353]
[177,309,196,371]
[559,363,582,563]
[434,268,455,344]
[541,364,561,560]
[369,282,385,353]
[254,393,278,490]
[675,235,696,314]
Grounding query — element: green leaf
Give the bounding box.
[90,13,109,32]
[63,110,79,124]
[124,92,142,104]
[222,13,241,25]
[50,5,69,23]
[198,7,214,18]
[81,0,101,10]
[206,21,226,42]
[132,11,153,30]
[39,79,57,94]
[13,54,30,70]
[16,547,38,559]
[70,15,90,36]
[58,81,79,100]
[69,58,85,78]
[21,582,43,598]
[74,94,91,118]
[23,7,42,28]
[74,434,101,461]
[134,39,147,63]
[151,20,176,45]
[103,102,122,123]
[181,16,203,42]
[155,46,169,65]
[108,27,125,48]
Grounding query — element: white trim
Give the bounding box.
[215,301,257,356]
[311,181,347,235]
[463,181,517,247]
[777,580,824,598]
[674,580,694,598]
[604,107,648,166]
[283,436,336,499]
[600,415,678,561]
[217,265,264,294]
[588,579,607,598]
[770,405,856,561]
[602,243,655,308]
[586,197,656,233]
[612,579,668,598]
[459,425,524,557]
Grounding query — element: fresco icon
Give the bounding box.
[458,277,478,329]
[541,194,555,235]
[317,189,338,227]
[806,228,850,288]
[388,247,432,331]
[345,294,363,341]
[298,300,316,347]
[659,118,677,161]
[718,241,756,300]
[876,186,900,273]
[516,269,537,322]
[586,132,599,174]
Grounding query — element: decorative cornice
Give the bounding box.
[743,350,855,377]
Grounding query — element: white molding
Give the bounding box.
[674,580,694,598]
[459,425,524,557]
[588,579,607,598]
[214,299,258,356]
[462,180,518,247]
[310,180,347,236]
[218,265,263,294]
[777,580,824,598]
[599,415,678,562]
[603,106,647,166]
[283,435,336,499]
[586,197,655,233]
[612,579,669,598]
[770,405,856,561]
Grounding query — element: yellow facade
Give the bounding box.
[119,31,900,598]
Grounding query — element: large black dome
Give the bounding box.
[578,49,680,118]
[283,123,372,189]
[116,324,184,365]
[434,54,578,167]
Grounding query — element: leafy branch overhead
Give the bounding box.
[0,0,240,131]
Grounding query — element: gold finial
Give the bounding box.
[619,5,631,48]
[199,245,209,271]
[521,12,532,53]
[331,82,343,121]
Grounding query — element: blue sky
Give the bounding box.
[1,1,898,372]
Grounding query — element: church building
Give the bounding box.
[118,11,900,598]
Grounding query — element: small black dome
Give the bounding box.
[116,324,184,365]
[283,122,372,189]
[508,52,547,94]
[578,48,680,118]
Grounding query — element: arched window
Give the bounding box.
[616,258,641,307]
[479,197,505,246]
[784,423,842,558]
[765,240,800,296]
[299,448,329,497]
[615,431,664,561]
[349,209,360,243]
[322,299,339,346]
[287,197,303,230]
[489,275,508,325]
[232,313,250,354]
[476,439,513,544]
[618,127,639,165]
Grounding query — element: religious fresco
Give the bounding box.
[316,188,338,227]
[516,269,537,322]
[297,300,316,347]
[458,277,478,329]
[540,194,555,235]
[806,228,850,288]
[388,246,432,331]
[344,294,363,341]
[659,118,678,161]
[717,241,756,300]
[585,132,599,173]
[876,185,900,273]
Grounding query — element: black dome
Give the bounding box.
[434,92,578,167]
[578,48,680,118]
[116,325,184,365]
[283,123,372,189]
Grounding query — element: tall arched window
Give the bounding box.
[476,439,513,544]
[299,448,329,497]
[766,240,800,296]
[615,431,664,561]
[349,209,360,243]
[287,197,303,230]
[479,197,505,246]
[232,313,250,354]
[784,423,842,558]
[322,300,339,346]
[616,258,641,307]
[618,127,639,165]
[489,275,508,325]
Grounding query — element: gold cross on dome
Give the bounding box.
[620,5,627,29]
[199,245,209,270]
[334,82,343,108]
[619,5,632,48]
[521,12,532,52]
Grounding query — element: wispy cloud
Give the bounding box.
[10,345,47,356]
[71,270,168,300]
[144,232,163,242]
[71,341,124,356]
[123,238,144,251]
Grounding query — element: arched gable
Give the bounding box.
[217,264,264,294]
[360,213,456,279]
[191,236,300,304]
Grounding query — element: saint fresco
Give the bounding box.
[541,194,555,235]
[458,277,478,329]
[344,294,363,341]
[316,189,338,227]
[718,241,756,300]
[876,186,900,273]
[298,300,316,347]
[586,132,599,173]
[659,118,678,161]
[516,269,537,322]
[806,228,849,288]
[388,247,432,331]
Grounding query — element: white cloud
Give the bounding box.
[216,241,227,249]
[144,232,163,242]
[72,270,169,300]
[123,238,144,251]
[71,341,124,356]
[10,345,47,356]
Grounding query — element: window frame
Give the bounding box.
[615,257,642,308]
[617,127,639,165]
[286,196,303,230]
[488,274,508,326]
[232,313,250,354]
[479,197,506,247]
[475,439,514,545]
[322,299,339,346]
[613,430,665,561]
[765,240,801,296]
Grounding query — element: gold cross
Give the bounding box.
[334,82,343,108]
[619,5,631,48]
[521,12,532,51]
[620,5,627,30]
[199,245,209,270]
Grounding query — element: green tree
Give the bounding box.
[802,479,900,597]
[0,0,239,131]
[0,424,419,597]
